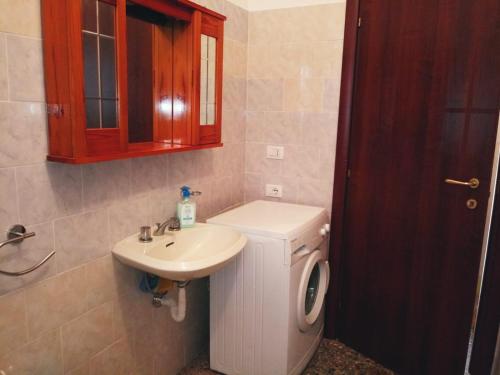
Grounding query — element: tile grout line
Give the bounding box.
[3,33,10,103]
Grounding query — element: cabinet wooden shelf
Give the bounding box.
[42,0,225,164]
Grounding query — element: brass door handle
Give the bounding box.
[445,178,480,189]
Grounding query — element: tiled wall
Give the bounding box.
[0,1,247,374]
[244,3,346,211]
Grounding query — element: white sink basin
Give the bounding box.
[112,223,247,281]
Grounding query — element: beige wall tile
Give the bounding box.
[6,35,45,102]
[85,256,117,310]
[0,102,48,168]
[211,175,233,213]
[85,255,140,309]
[0,168,18,232]
[264,111,302,145]
[244,173,262,202]
[249,10,288,45]
[66,363,89,375]
[247,42,283,79]
[298,176,333,209]
[0,34,7,100]
[247,79,284,111]
[323,76,342,111]
[283,78,325,112]
[230,173,245,206]
[224,39,248,79]
[282,144,321,179]
[300,112,338,147]
[0,0,42,38]
[17,163,83,225]
[26,266,87,339]
[130,155,168,196]
[108,195,151,246]
[83,160,130,211]
[0,329,62,375]
[88,338,135,375]
[148,188,178,224]
[225,1,248,43]
[286,4,345,42]
[62,302,114,372]
[245,3,343,210]
[0,222,57,295]
[112,290,152,341]
[245,143,282,175]
[194,149,217,182]
[222,109,246,143]
[168,152,198,189]
[54,210,109,273]
[0,291,28,357]
[223,78,247,111]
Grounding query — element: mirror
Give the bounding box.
[82,0,118,129]
[200,34,217,126]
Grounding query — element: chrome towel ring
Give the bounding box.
[0,225,56,277]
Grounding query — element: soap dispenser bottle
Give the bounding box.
[177,186,201,228]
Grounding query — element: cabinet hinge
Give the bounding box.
[347,169,351,178]
[357,17,362,28]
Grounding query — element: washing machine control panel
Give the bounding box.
[290,222,330,265]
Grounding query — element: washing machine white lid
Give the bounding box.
[207,200,326,239]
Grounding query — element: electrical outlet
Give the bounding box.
[265,184,283,198]
[266,145,284,160]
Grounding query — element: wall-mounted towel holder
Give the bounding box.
[0,225,56,276]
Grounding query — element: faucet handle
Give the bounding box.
[139,226,153,243]
[168,217,181,231]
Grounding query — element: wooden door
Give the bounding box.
[336,0,500,374]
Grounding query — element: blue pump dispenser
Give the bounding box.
[177,186,201,228]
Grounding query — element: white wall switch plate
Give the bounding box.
[265,184,283,198]
[266,145,284,160]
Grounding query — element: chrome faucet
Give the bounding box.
[153,217,181,236]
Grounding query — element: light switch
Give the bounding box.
[265,184,283,198]
[266,145,284,160]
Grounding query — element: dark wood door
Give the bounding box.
[337,0,500,374]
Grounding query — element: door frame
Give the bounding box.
[325,0,360,337]
[324,1,500,359]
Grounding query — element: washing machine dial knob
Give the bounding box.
[320,224,331,237]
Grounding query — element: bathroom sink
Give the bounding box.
[112,223,247,281]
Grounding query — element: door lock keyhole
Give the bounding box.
[466,199,478,210]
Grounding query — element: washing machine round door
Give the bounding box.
[297,250,330,332]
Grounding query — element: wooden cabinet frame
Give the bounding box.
[42,0,225,164]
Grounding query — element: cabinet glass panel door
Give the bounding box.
[82,0,118,129]
[200,34,217,126]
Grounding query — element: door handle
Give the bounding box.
[445,178,480,189]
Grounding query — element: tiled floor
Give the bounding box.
[179,339,395,374]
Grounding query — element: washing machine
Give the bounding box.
[207,200,331,375]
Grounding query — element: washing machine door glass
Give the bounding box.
[297,250,330,332]
[305,263,320,315]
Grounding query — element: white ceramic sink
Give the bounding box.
[112,223,247,281]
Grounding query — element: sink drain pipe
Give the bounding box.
[152,281,189,322]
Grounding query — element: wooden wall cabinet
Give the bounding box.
[42,0,225,164]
